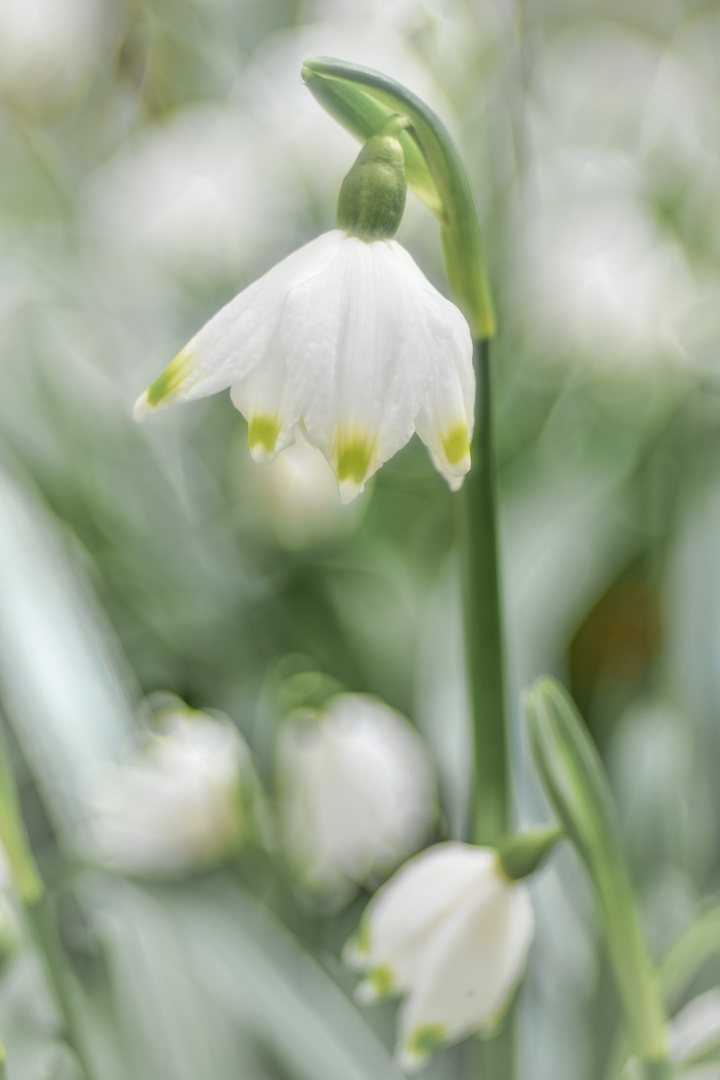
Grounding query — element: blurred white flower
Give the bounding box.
[81,705,256,875]
[85,107,300,281]
[277,694,436,902]
[345,842,534,1071]
[135,229,474,502]
[511,143,698,372]
[235,427,366,549]
[0,0,112,111]
[670,988,720,1079]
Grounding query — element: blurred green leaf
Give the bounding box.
[84,872,403,1080]
[0,462,137,833]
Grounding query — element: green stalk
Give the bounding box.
[460,337,510,846]
[23,891,92,1079]
[459,337,513,1080]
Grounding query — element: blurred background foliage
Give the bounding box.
[1,0,720,1078]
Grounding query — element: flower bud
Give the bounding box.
[337,117,408,241]
[277,694,436,906]
[79,701,260,875]
[344,842,535,1071]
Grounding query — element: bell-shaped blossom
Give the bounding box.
[345,842,535,1071]
[80,704,258,876]
[134,229,474,502]
[277,693,436,903]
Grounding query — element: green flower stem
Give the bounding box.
[459,337,510,846]
[0,1038,6,1080]
[458,336,514,1080]
[23,892,92,1079]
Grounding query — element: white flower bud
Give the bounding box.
[277,694,436,905]
[80,705,257,876]
[345,842,535,1071]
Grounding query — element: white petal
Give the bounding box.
[134,231,345,419]
[279,238,442,500]
[396,876,535,1070]
[347,844,497,992]
[413,299,475,491]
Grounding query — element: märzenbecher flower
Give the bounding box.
[134,121,474,503]
[344,842,535,1071]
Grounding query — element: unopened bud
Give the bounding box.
[337,116,409,241]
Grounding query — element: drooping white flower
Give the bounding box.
[277,694,436,903]
[345,841,535,1071]
[135,227,473,502]
[80,704,257,876]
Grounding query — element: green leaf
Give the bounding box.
[302,57,495,337]
[0,463,138,835]
[84,873,403,1080]
[526,678,669,1067]
[659,904,720,1010]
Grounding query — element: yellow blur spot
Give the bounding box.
[147,347,195,406]
[442,422,470,465]
[335,426,375,485]
[248,413,282,453]
[368,964,394,997]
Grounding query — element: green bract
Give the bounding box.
[526,678,670,1077]
[302,56,495,338]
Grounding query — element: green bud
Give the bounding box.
[497,825,564,881]
[337,116,409,241]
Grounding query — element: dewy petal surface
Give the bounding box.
[397,872,535,1070]
[348,843,497,992]
[134,231,345,420]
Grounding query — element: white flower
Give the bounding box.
[134,229,474,503]
[277,694,436,903]
[80,705,256,875]
[345,841,535,1071]
[234,426,366,549]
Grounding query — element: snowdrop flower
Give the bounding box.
[345,842,534,1071]
[135,119,474,503]
[277,694,436,904]
[81,705,257,876]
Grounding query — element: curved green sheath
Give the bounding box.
[302,57,495,338]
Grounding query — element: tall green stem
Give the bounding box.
[459,337,513,1080]
[460,336,510,846]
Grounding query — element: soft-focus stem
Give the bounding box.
[23,891,92,1079]
[459,336,510,846]
[459,337,513,1080]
